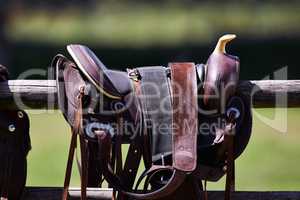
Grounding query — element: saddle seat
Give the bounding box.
[67,44,132,99]
[105,70,132,96]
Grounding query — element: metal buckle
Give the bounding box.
[128,69,141,82]
[85,122,115,139]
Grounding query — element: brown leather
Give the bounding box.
[55,55,86,126]
[56,36,253,200]
[67,45,132,99]
[203,48,239,111]
[170,63,198,172]
[62,87,85,200]
[79,135,88,200]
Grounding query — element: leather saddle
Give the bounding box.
[54,34,252,200]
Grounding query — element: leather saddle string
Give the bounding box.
[62,87,85,200]
[62,125,78,200]
[79,135,88,200]
[75,145,83,179]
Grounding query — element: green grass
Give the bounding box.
[26,108,300,190]
[26,110,80,186]
[6,2,300,47]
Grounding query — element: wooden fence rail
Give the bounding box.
[0,80,300,109]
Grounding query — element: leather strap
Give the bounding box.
[62,127,77,200]
[79,135,88,200]
[121,139,142,190]
[170,63,198,172]
[121,79,144,193]
[62,87,85,200]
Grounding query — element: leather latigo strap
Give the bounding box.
[121,80,144,191]
[170,63,198,172]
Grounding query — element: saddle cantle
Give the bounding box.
[67,45,132,99]
[55,34,252,200]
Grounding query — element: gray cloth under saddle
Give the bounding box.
[137,66,172,162]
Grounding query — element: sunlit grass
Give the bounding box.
[26,108,300,190]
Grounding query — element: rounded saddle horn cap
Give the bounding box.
[214,34,237,54]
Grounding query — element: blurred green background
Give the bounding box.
[0,0,300,190]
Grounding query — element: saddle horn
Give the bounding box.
[214,34,236,54]
[203,34,240,111]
